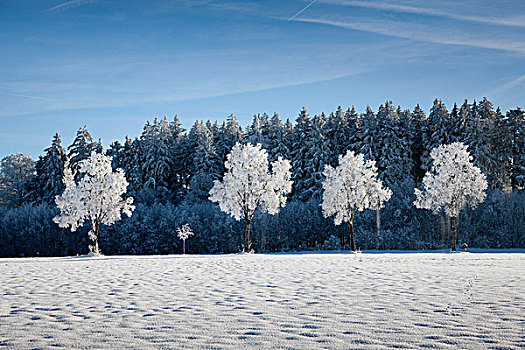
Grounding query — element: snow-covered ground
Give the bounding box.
[1,252,523,349]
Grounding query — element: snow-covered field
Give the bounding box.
[1,252,523,349]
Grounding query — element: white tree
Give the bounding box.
[54,152,135,255]
[209,142,292,253]
[177,224,194,254]
[414,142,488,252]
[0,154,35,207]
[321,150,392,251]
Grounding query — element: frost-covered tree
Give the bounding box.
[508,108,525,189]
[267,113,288,162]
[301,113,330,201]
[414,143,488,252]
[290,107,313,201]
[119,137,142,197]
[209,143,292,252]
[169,116,189,198]
[68,126,101,177]
[422,99,452,173]
[34,133,67,204]
[216,114,243,163]
[321,150,392,251]
[177,223,194,254]
[187,121,222,200]
[247,113,270,149]
[355,105,380,163]
[140,117,172,198]
[54,152,135,255]
[0,154,35,207]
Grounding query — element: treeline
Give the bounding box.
[0,98,524,256]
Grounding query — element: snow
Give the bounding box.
[1,252,523,349]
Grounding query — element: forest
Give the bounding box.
[0,97,524,257]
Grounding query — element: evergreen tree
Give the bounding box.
[267,113,288,162]
[218,114,243,161]
[467,98,499,189]
[0,154,35,207]
[247,113,270,149]
[355,105,380,163]
[410,104,426,186]
[34,133,67,203]
[169,116,189,199]
[139,118,173,201]
[302,112,330,200]
[345,106,360,151]
[491,107,513,192]
[376,102,413,187]
[116,137,140,195]
[290,107,312,201]
[187,121,222,201]
[67,126,100,177]
[421,99,451,173]
[508,108,525,189]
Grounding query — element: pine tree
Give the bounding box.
[0,154,35,207]
[140,117,173,199]
[421,99,451,173]
[267,113,288,162]
[220,114,243,159]
[301,112,330,200]
[466,98,499,189]
[119,137,142,196]
[491,107,513,192]
[290,107,312,201]
[457,99,473,144]
[449,102,463,143]
[345,106,360,152]
[508,108,525,189]
[376,102,413,187]
[169,116,189,199]
[187,121,222,200]
[34,133,67,203]
[410,104,426,186]
[247,113,270,149]
[68,126,100,178]
[355,105,380,163]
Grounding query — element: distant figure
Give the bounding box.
[462,243,468,252]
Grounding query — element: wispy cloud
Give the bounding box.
[322,0,525,28]
[288,17,525,54]
[289,0,318,20]
[0,92,57,101]
[485,73,525,97]
[45,0,98,12]
[0,70,367,118]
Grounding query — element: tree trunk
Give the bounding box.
[183,239,186,255]
[92,231,100,255]
[440,212,447,248]
[376,209,381,234]
[90,220,101,256]
[451,215,457,252]
[348,220,356,252]
[244,219,252,253]
[376,209,381,249]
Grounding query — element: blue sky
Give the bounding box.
[1,0,525,158]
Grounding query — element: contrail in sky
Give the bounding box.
[0,92,56,101]
[289,0,318,21]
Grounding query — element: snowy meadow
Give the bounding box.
[1,252,523,349]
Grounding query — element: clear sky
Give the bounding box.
[1,0,525,158]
